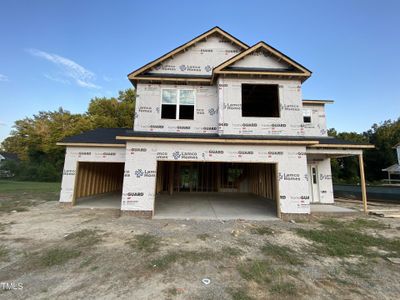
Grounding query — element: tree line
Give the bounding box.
[329,119,400,184]
[0,89,135,181]
[0,88,399,184]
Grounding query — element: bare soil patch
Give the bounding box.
[0,196,400,299]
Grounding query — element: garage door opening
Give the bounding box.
[74,162,124,209]
[154,161,279,220]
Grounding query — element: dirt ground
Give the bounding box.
[1,194,400,299]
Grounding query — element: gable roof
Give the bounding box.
[128,26,249,83]
[213,41,312,79]
[0,152,19,161]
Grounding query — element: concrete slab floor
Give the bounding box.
[310,204,357,213]
[75,192,121,209]
[154,192,278,221]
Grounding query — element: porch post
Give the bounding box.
[358,153,368,213]
[169,162,174,195]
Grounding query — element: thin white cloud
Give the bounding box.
[103,75,113,82]
[0,74,9,82]
[27,48,101,89]
[43,73,70,85]
[76,79,100,89]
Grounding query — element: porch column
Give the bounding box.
[169,162,174,195]
[358,153,368,213]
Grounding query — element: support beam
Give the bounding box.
[358,153,368,213]
[169,162,174,195]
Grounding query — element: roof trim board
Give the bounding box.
[308,144,374,149]
[58,128,373,150]
[132,76,211,83]
[116,135,319,145]
[302,100,334,105]
[128,27,249,80]
[215,70,309,77]
[213,41,312,77]
[116,135,373,149]
[57,139,373,149]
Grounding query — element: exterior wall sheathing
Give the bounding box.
[122,142,310,214]
[60,147,126,203]
[217,77,327,137]
[134,84,219,134]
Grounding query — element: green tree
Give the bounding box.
[328,128,368,184]
[87,89,135,128]
[0,88,136,181]
[329,118,400,184]
[364,119,400,181]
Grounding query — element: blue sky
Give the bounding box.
[0,0,399,142]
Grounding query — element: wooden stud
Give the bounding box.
[72,161,80,205]
[359,153,368,213]
[82,164,88,197]
[169,162,174,195]
[274,163,281,218]
[100,164,106,194]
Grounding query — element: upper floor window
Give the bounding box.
[241,84,280,118]
[303,109,312,123]
[161,89,195,120]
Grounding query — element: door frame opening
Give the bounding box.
[154,161,281,218]
[73,161,125,206]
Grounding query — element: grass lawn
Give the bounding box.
[0,180,60,212]
[0,180,60,194]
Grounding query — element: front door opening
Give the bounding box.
[308,164,320,203]
[154,161,279,220]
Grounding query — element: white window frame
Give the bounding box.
[303,109,312,123]
[160,88,196,120]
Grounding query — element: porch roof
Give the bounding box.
[382,164,400,174]
[57,128,373,149]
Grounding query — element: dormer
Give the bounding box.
[213,41,311,82]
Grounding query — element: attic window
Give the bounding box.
[241,84,280,117]
[303,109,312,123]
[161,89,195,120]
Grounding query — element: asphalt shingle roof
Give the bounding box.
[60,128,371,147]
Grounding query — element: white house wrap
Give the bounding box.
[58,27,372,218]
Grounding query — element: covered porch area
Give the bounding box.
[307,146,372,213]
